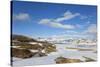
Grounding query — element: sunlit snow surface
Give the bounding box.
[12,43,97,67]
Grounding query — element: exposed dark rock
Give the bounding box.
[55,56,82,64]
[11,48,47,59]
[11,48,33,59]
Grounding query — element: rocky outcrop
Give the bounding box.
[12,48,47,59]
[12,34,37,42]
[11,34,56,59]
[55,56,82,64]
[11,48,33,59]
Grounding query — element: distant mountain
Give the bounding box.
[12,34,37,42]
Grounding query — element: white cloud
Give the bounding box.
[39,19,51,24]
[39,11,95,31]
[39,11,80,29]
[51,23,75,29]
[55,11,80,22]
[84,24,97,34]
[39,19,75,29]
[13,13,30,21]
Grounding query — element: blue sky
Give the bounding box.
[12,1,97,39]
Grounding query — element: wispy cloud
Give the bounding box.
[39,11,80,29]
[39,19,75,29]
[55,11,80,22]
[13,13,30,21]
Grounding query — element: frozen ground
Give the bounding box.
[12,43,97,67]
